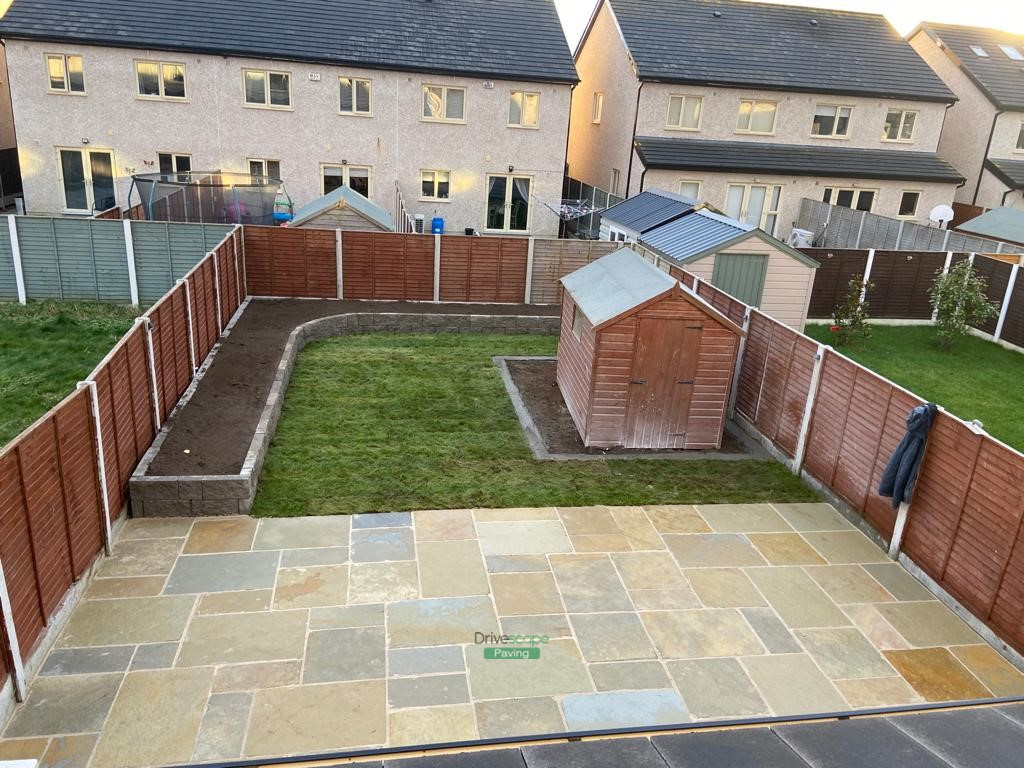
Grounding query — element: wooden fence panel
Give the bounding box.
[439,236,528,303]
[243,226,336,298]
[865,251,948,319]
[439,237,471,302]
[861,388,924,537]
[734,311,772,421]
[999,276,1024,349]
[803,353,856,491]
[969,256,1012,335]
[529,240,619,304]
[0,451,46,661]
[53,391,103,579]
[342,232,433,301]
[695,280,747,327]
[802,249,868,319]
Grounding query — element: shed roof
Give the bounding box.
[634,137,966,184]
[290,185,394,231]
[985,158,1024,191]
[604,0,954,102]
[641,209,820,268]
[601,189,697,234]
[915,23,1024,110]
[0,0,578,84]
[955,207,1024,246]
[561,249,676,328]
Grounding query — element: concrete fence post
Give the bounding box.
[727,306,753,420]
[335,229,344,300]
[0,557,27,702]
[210,252,223,333]
[859,248,875,304]
[231,239,241,308]
[524,237,535,304]
[178,279,198,373]
[854,210,866,249]
[77,380,113,555]
[123,219,139,306]
[138,316,162,431]
[942,229,951,251]
[888,502,911,560]
[896,220,906,249]
[7,215,25,304]
[237,226,248,297]
[433,234,441,303]
[994,263,1019,341]
[792,344,827,474]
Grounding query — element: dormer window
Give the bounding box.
[999,44,1024,61]
[970,45,989,57]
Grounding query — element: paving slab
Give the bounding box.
[875,602,983,647]
[164,551,280,594]
[748,534,826,565]
[310,603,385,630]
[777,718,948,768]
[476,521,571,556]
[746,567,849,628]
[841,604,910,650]
[501,614,573,639]
[612,551,688,590]
[794,627,895,680]
[549,554,632,612]
[560,690,688,730]
[491,572,564,616]
[304,626,386,683]
[801,531,889,564]
[274,565,349,609]
[57,595,195,647]
[664,534,766,568]
[590,660,672,691]
[685,568,765,608]
[413,509,476,541]
[950,645,1024,696]
[666,658,768,719]
[389,646,465,677]
[84,576,166,599]
[177,610,308,666]
[388,705,477,747]
[118,518,193,540]
[0,739,50,761]
[741,607,801,653]
[610,507,665,550]
[245,681,387,756]
[643,506,711,534]
[212,660,302,693]
[557,506,621,535]
[352,511,412,528]
[485,555,551,573]
[4,674,122,738]
[197,589,272,615]
[772,503,854,532]
[570,533,632,552]
[834,677,923,708]
[183,518,258,554]
[630,588,701,609]
[524,737,668,768]
[349,561,420,603]
[697,504,792,533]
[130,642,179,670]
[465,639,591,699]
[388,596,498,648]
[474,508,558,522]
[475,697,564,740]
[388,674,470,708]
[95,539,181,578]
[805,565,895,604]
[253,516,351,550]
[352,528,416,562]
[192,691,252,761]
[891,708,1024,768]
[884,648,991,701]
[40,646,134,676]
[279,547,349,566]
[741,655,847,716]
[418,540,489,598]
[861,563,934,601]
[570,613,656,662]
[40,734,97,768]
[641,609,763,658]
[653,728,808,768]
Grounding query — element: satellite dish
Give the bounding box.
[929,204,955,226]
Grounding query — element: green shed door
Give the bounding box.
[711,253,768,307]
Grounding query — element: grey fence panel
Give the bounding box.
[131,222,178,303]
[89,220,132,301]
[0,218,15,300]
[50,218,102,299]
[166,223,232,277]
[17,217,62,299]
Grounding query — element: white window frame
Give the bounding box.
[1016,121,1024,152]
[999,44,1024,61]
[666,94,703,131]
[248,158,282,181]
[678,180,702,199]
[811,103,853,138]
[421,84,466,123]
[508,90,540,128]
[970,45,990,57]
[135,59,186,101]
[736,99,777,135]
[592,92,604,124]
[607,226,631,243]
[610,169,621,196]
[882,109,918,143]
[484,173,533,233]
[243,69,292,109]
[822,187,878,212]
[419,169,451,201]
[725,183,783,236]
[46,53,85,95]
[338,76,372,116]
[897,190,922,218]
[56,147,116,214]
[321,164,372,197]
[157,152,192,177]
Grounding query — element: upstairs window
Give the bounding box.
[47,54,85,94]
[970,45,989,57]
[136,60,186,100]
[244,69,291,108]
[509,91,540,127]
[610,168,621,196]
[812,104,852,137]
[592,92,603,124]
[322,164,370,197]
[999,44,1024,61]
[898,191,921,217]
[422,85,465,122]
[248,158,281,181]
[823,187,875,212]
[158,153,191,180]
[420,170,451,200]
[339,77,371,115]
[667,95,702,130]
[736,99,777,134]
[883,109,917,141]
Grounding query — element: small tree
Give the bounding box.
[830,277,873,347]
[929,260,997,349]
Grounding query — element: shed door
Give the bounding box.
[711,253,768,307]
[624,318,702,448]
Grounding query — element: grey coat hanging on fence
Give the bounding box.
[878,403,938,509]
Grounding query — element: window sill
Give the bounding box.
[664,125,701,132]
[881,138,915,144]
[735,130,776,136]
[508,124,540,130]
[421,117,467,125]
[809,133,850,140]
[48,90,88,97]
[136,95,189,104]
[338,111,373,118]
[418,197,452,203]
[243,103,294,112]
[61,209,97,216]
[482,228,531,236]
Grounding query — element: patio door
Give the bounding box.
[624,318,701,448]
[486,174,531,232]
[59,148,115,213]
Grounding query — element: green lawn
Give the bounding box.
[0,301,138,445]
[805,323,1024,451]
[252,333,818,516]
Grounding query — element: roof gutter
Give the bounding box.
[973,109,1003,205]
[624,80,645,195]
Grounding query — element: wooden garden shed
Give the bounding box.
[556,248,744,450]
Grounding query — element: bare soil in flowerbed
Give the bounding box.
[147,298,557,475]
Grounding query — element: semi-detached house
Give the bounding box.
[568,0,966,240]
[908,23,1024,211]
[0,0,578,237]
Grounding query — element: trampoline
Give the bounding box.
[128,171,294,225]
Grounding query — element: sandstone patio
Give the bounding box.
[3,503,1023,768]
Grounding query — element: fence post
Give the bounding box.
[179,279,197,373]
[231,238,241,308]
[210,252,223,333]
[0,557,27,701]
[433,234,441,303]
[932,251,953,323]
[854,210,866,249]
[727,306,752,419]
[237,226,248,297]
[859,248,875,304]
[896,220,905,249]
[524,237,535,304]
[888,502,912,559]
[77,380,113,555]
[7,215,25,304]
[335,229,344,300]
[994,263,1019,341]
[123,219,139,306]
[942,229,951,251]
[138,316,162,431]
[792,344,826,474]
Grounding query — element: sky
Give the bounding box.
[552,0,1024,49]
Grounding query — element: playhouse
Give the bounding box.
[556,248,744,449]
